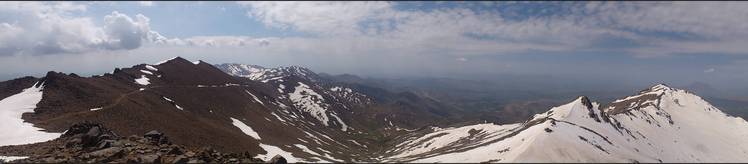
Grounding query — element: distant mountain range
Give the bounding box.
[1,57,747,162]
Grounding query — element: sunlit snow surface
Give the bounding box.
[230,117,261,140]
[293,144,340,162]
[155,57,179,65]
[139,70,154,75]
[255,143,300,163]
[0,83,61,146]
[0,156,29,162]
[222,64,267,81]
[134,75,150,85]
[145,65,158,71]
[161,97,183,110]
[330,114,348,131]
[244,90,264,106]
[385,86,748,163]
[289,82,330,126]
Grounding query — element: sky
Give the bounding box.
[0,1,747,90]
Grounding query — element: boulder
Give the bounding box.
[270,155,287,164]
[144,130,163,141]
[138,154,161,163]
[89,147,123,159]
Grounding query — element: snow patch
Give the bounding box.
[330,114,348,131]
[322,153,343,162]
[145,65,158,71]
[89,107,102,111]
[348,140,367,148]
[330,86,353,93]
[278,84,285,93]
[230,117,261,140]
[0,156,28,162]
[271,112,286,122]
[155,57,179,65]
[288,82,330,126]
[256,143,299,163]
[134,75,150,85]
[162,97,184,111]
[245,90,264,105]
[294,144,322,156]
[0,82,62,146]
[385,117,394,127]
[140,70,153,75]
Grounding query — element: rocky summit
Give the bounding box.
[0,122,265,163]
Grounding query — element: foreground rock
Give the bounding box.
[0,122,263,163]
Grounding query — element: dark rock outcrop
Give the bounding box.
[3,122,263,163]
[270,155,287,164]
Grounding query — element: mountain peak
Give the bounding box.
[645,83,673,93]
[578,96,593,109]
[526,95,598,124]
[154,56,189,65]
[214,63,318,82]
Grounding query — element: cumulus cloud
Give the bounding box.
[102,11,152,50]
[0,2,167,56]
[236,2,748,57]
[704,68,716,73]
[5,1,747,58]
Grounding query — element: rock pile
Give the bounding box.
[10,122,264,163]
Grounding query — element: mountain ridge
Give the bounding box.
[1,57,747,162]
[382,84,748,162]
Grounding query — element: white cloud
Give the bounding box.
[102,11,153,50]
[138,1,154,7]
[239,1,392,36]
[456,57,468,62]
[0,2,167,56]
[236,2,748,57]
[704,68,715,73]
[4,1,748,59]
[584,2,748,40]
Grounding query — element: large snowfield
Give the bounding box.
[0,83,61,147]
[384,85,748,163]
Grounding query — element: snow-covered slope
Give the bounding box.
[214,63,317,83]
[384,84,748,163]
[0,82,61,146]
[9,56,744,163]
[215,63,372,131]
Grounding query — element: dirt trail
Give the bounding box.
[38,84,251,125]
[99,88,151,109]
[99,84,252,110]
